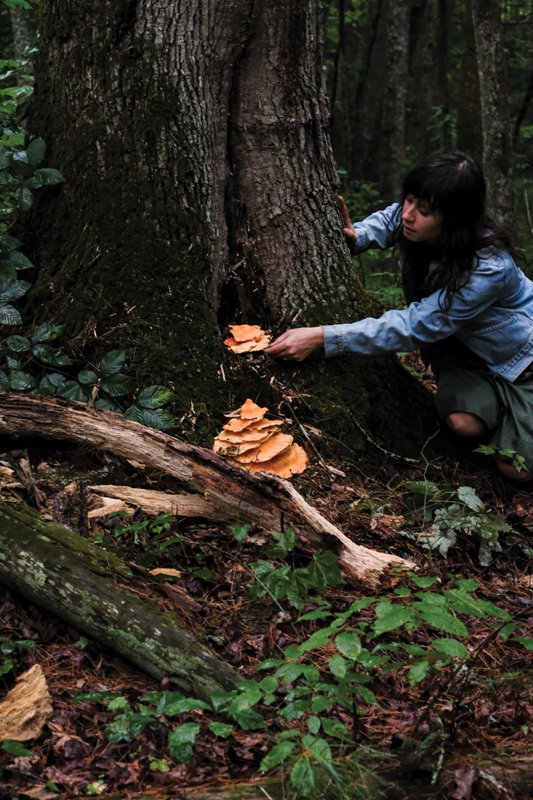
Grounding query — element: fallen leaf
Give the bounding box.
[451,766,479,799]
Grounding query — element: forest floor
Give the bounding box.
[0,373,532,800]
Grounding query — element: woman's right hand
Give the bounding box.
[338,195,357,250]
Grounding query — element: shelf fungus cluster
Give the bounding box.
[213,398,308,479]
[224,324,270,353]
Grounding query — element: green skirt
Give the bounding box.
[432,345,533,471]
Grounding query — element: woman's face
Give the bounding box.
[402,195,443,243]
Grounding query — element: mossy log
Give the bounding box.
[0,502,240,702]
[0,393,415,587]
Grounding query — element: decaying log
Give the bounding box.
[0,394,415,586]
[88,484,222,520]
[0,502,240,701]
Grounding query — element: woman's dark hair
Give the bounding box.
[397,151,523,309]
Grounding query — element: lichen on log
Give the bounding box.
[0,502,239,701]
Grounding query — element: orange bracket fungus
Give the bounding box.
[224,324,270,353]
[213,398,308,479]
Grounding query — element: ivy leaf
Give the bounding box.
[25,167,64,189]
[266,528,297,559]
[0,235,22,253]
[4,308,25,331]
[0,370,9,390]
[32,344,72,366]
[26,137,46,167]
[6,334,30,352]
[31,323,63,343]
[16,185,33,211]
[0,277,30,302]
[8,370,36,391]
[2,249,33,271]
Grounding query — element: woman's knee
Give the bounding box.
[495,458,533,483]
[445,411,486,438]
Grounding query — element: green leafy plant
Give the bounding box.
[401,481,513,565]
[475,443,528,473]
[0,638,35,678]
[248,528,343,610]
[0,68,175,431]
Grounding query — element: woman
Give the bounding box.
[266,151,533,481]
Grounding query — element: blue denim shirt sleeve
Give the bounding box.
[352,203,402,252]
[323,251,509,357]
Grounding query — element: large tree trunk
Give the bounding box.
[0,503,240,701]
[471,0,514,229]
[429,0,454,150]
[23,0,435,456]
[379,0,410,202]
[456,0,483,162]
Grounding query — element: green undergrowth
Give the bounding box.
[6,505,522,799]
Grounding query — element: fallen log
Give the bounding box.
[88,484,222,520]
[0,393,415,586]
[0,502,240,701]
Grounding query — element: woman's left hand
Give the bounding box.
[265,327,324,361]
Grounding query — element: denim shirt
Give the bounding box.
[322,203,533,382]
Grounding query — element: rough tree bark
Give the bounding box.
[471,0,515,229]
[9,4,33,61]
[456,0,483,162]
[23,0,435,457]
[379,0,410,202]
[430,0,454,150]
